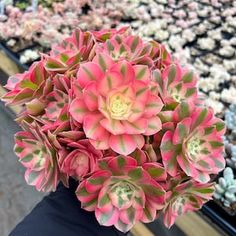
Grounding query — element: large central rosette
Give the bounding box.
[70,56,163,155]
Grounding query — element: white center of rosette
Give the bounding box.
[187,137,201,161]
[109,181,135,209]
[108,92,132,120]
[170,87,183,103]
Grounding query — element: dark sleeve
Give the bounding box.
[9,179,126,236]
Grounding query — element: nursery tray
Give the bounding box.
[214,199,236,216]
[201,200,236,236]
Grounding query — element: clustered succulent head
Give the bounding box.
[1,28,226,232]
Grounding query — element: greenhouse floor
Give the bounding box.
[0,99,44,236]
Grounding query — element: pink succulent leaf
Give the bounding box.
[4,73,24,90]
[47,29,95,74]
[142,163,167,181]
[95,207,119,227]
[144,95,163,118]
[45,57,67,73]
[85,170,111,193]
[122,119,147,135]
[77,62,103,88]
[190,107,213,130]
[52,75,71,93]
[173,101,195,122]
[97,71,126,97]
[119,207,143,225]
[107,156,137,175]
[84,113,110,140]
[108,60,135,84]
[172,118,191,145]
[89,137,110,150]
[144,116,162,135]
[160,131,179,177]
[76,181,98,211]
[130,149,148,166]
[109,134,143,156]
[133,65,150,82]
[141,201,157,223]
[69,98,88,123]
[92,53,114,72]
[83,82,99,111]
[65,29,95,60]
[114,219,134,233]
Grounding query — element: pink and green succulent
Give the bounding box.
[96,34,154,66]
[59,139,103,180]
[76,155,166,232]
[149,40,172,71]
[163,179,214,228]
[153,64,198,109]
[14,122,59,192]
[161,106,225,183]
[1,27,226,232]
[45,29,95,75]
[70,57,163,155]
[2,61,48,105]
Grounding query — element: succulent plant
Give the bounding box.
[76,155,166,232]
[14,121,60,192]
[164,179,215,228]
[154,63,198,109]
[225,141,236,169]
[1,23,229,231]
[45,29,95,75]
[59,139,103,180]
[225,104,236,132]
[214,167,236,208]
[95,33,171,69]
[161,106,225,183]
[1,61,49,105]
[69,56,164,155]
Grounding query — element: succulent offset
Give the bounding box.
[77,154,166,231]
[14,121,60,192]
[1,28,226,232]
[164,179,214,227]
[161,106,225,183]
